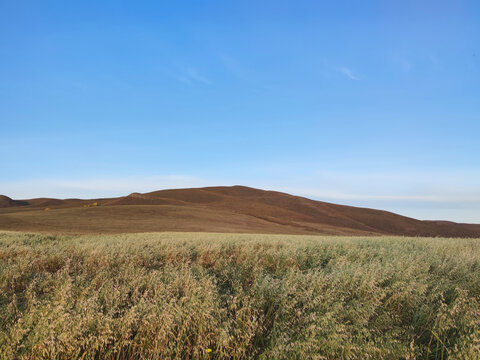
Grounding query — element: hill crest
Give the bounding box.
[0,186,479,237]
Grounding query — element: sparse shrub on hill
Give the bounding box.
[83,202,100,208]
[0,232,479,359]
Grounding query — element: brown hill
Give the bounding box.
[0,186,479,237]
[0,195,29,208]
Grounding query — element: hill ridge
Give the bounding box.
[0,186,479,237]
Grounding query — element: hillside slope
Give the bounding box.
[0,195,29,208]
[0,186,479,237]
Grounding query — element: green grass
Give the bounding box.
[0,232,479,359]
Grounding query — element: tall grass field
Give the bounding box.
[0,232,479,359]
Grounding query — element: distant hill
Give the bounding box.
[0,195,29,208]
[1,186,479,237]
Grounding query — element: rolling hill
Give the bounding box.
[0,185,479,237]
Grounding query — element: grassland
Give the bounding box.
[0,232,479,359]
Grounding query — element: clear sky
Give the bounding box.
[1,0,479,223]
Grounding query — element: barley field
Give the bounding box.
[0,232,479,359]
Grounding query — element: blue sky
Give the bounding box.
[1,0,479,222]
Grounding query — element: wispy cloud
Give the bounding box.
[0,175,213,199]
[399,58,412,73]
[219,53,247,80]
[186,68,210,84]
[176,76,193,85]
[218,53,276,93]
[176,67,211,85]
[336,66,360,80]
[391,53,413,73]
[283,189,480,205]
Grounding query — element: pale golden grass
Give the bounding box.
[0,232,479,359]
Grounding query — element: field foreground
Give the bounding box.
[0,232,479,359]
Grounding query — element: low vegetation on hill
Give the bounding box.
[0,232,479,359]
[2,186,480,237]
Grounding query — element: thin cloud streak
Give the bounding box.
[186,68,211,84]
[283,189,480,204]
[175,67,211,85]
[219,53,248,80]
[336,66,360,80]
[0,176,213,199]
